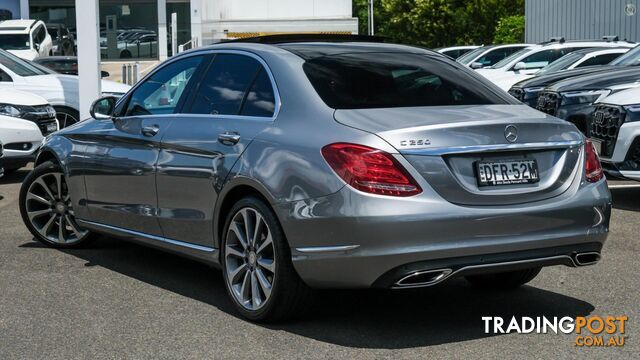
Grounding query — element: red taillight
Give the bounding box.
[585,139,604,183]
[321,143,422,197]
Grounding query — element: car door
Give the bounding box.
[82,54,206,235]
[156,51,278,247]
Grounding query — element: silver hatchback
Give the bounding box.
[20,36,611,322]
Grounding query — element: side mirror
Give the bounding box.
[101,70,110,78]
[514,62,527,71]
[90,96,117,120]
[470,62,484,69]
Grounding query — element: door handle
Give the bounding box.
[218,132,241,146]
[141,124,160,137]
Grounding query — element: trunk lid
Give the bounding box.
[334,105,584,206]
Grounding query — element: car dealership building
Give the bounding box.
[5,0,358,61]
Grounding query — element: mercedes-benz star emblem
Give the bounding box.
[504,125,518,143]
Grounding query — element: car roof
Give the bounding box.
[276,42,435,60]
[0,19,37,33]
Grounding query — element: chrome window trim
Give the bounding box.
[118,49,281,123]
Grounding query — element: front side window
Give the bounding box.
[303,52,514,109]
[35,25,46,44]
[536,52,584,75]
[516,47,587,70]
[477,47,526,66]
[123,55,203,116]
[188,54,264,116]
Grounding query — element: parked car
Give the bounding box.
[46,23,75,56]
[510,44,640,107]
[436,45,480,59]
[534,48,629,76]
[101,33,158,59]
[0,89,56,173]
[588,87,640,181]
[34,56,110,78]
[457,44,531,69]
[0,19,53,60]
[535,67,640,133]
[0,49,129,128]
[20,36,610,322]
[476,37,636,90]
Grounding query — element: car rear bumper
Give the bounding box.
[275,178,611,289]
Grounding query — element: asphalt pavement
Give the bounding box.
[0,168,638,359]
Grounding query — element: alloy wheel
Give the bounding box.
[24,172,87,244]
[224,208,276,311]
[56,112,78,129]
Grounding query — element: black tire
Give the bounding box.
[465,267,542,289]
[54,107,80,128]
[19,161,95,248]
[221,196,313,322]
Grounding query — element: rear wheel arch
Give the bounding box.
[214,180,277,252]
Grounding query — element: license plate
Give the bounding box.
[590,138,602,155]
[46,123,58,133]
[476,159,539,186]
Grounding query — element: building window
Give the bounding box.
[100,1,159,60]
[30,0,159,61]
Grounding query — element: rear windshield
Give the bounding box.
[302,52,513,109]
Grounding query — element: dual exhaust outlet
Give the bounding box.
[394,252,601,288]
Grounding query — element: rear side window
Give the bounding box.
[303,52,512,109]
[240,69,276,117]
[577,53,623,67]
[189,54,268,116]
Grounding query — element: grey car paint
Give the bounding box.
[35,41,611,288]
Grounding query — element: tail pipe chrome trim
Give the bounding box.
[391,255,580,289]
[394,269,453,288]
[573,252,601,266]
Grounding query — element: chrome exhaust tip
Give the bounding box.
[574,252,601,266]
[394,269,453,288]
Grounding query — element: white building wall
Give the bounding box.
[192,0,357,44]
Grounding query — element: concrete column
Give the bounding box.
[158,0,168,61]
[191,0,203,46]
[20,0,29,18]
[75,0,102,119]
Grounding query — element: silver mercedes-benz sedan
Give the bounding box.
[19,36,611,322]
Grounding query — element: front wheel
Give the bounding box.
[54,107,80,129]
[19,161,94,248]
[221,196,312,322]
[465,267,542,289]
